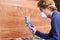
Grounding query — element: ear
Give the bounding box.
[47,6,51,10]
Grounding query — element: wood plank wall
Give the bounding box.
[0,0,51,38]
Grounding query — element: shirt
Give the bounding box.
[35,10,60,40]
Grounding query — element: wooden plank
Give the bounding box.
[0,0,51,38]
[0,2,33,38]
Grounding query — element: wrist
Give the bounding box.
[32,28,37,34]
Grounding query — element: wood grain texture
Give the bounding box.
[0,0,51,38]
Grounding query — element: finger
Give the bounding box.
[25,24,28,26]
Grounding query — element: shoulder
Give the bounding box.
[55,12,60,20]
[53,10,60,20]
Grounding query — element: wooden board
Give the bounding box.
[0,0,51,38]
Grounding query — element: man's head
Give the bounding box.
[37,0,57,18]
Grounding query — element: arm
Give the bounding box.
[26,23,52,39]
[35,30,52,39]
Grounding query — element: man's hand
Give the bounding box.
[25,23,34,30]
[25,23,36,33]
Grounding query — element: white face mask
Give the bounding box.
[40,12,47,18]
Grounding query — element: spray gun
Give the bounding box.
[25,16,34,37]
[25,16,30,24]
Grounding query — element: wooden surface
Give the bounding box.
[0,0,51,38]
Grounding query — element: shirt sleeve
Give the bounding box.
[35,30,53,39]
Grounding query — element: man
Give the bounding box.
[26,0,60,40]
